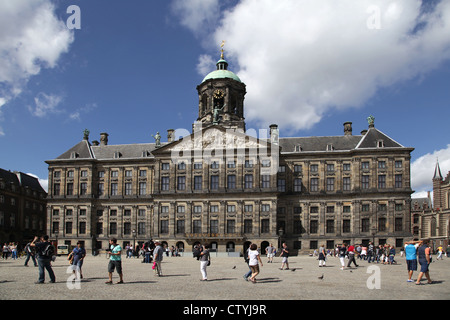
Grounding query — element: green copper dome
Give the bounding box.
[202,58,241,83]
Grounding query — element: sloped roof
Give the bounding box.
[56,140,93,160]
[279,135,362,153]
[91,143,158,160]
[356,127,404,149]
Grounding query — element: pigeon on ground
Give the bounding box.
[291,268,296,272]
[318,274,324,280]
[232,266,236,269]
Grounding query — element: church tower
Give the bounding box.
[195,43,246,131]
[433,159,444,210]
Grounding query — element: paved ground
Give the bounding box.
[0,253,448,302]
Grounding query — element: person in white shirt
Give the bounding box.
[248,243,263,284]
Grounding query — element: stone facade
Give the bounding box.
[45,55,414,254]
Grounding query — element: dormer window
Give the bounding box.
[294,145,302,152]
[113,151,121,159]
[377,140,384,148]
[326,144,334,151]
[70,152,78,159]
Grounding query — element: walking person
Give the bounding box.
[199,244,210,281]
[243,245,252,281]
[405,240,420,282]
[106,237,123,284]
[70,241,86,279]
[265,243,275,263]
[248,243,263,283]
[24,240,37,267]
[339,243,347,270]
[346,243,359,268]
[367,242,374,263]
[436,245,444,260]
[153,240,164,277]
[318,244,326,267]
[30,235,56,284]
[279,242,289,270]
[416,239,432,285]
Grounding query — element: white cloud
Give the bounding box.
[0,0,74,108]
[30,92,63,118]
[196,54,216,76]
[68,102,98,122]
[411,144,450,197]
[171,0,221,37]
[176,0,450,132]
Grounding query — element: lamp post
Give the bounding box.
[132,229,136,257]
[371,226,377,246]
[278,228,284,255]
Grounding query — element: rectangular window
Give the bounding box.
[326,177,335,191]
[244,174,253,189]
[110,209,117,216]
[361,162,370,170]
[138,222,145,235]
[161,177,170,191]
[111,171,118,178]
[361,218,370,232]
[245,160,254,168]
[109,222,117,234]
[395,161,402,168]
[395,174,402,188]
[67,183,74,195]
[310,220,318,234]
[277,179,286,192]
[343,205,351,213]
[194,162,202,170]
[293,220,302,234]
[210,205,219,213]
[177,206,185,213]
[139,170,146,177]
[361,175,369,189]
[98,183,104,196]
[227,175,236,189]
[124,209,131,216]
[244,219,253,234]
[343,163,351,171]
[310,206,319,213]
[193,220,202,233]
[261,204,270,212]
[160,220,169,234]
[53,183,60,195]
[162,163,170,170]
[226,220,235,233]
[178,162,186,170]
[327,164,334,172]
[177,176,186,190]
[138,209,146,216]
[261,219,270,233]
[227,160,236,168]
[193,205,202,213]
[378,161,386,169]
[378,175,386,189]
[123,222,131,235]
[343,220,351,233]
[395,217,403,232]
[194,176,202,190]
[244,205,253,212]
[160,206,169,213]
[227,205,236,213]
[211,161,219,169]
[310,178,319,192]
[310,164,318,172]
[294,164,302,172]
[176,220,185,234]
[210,220,218,234]
[110,183,118,195]
[294,178,302,192]
[210,175,219,190]
[80,182,87,195]
[261,175,270,188]
[326,220,334,233]
[125,170,132,177]
[343,177,351,191]
[65,222,73,234]
[378,218,386,232]
[125,182,132,195]
[139,182,146,195]
[395,203,403,211]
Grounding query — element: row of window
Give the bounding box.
[51,216,405,237]
[279,160,403,173]
[54,169,148,178]
[52,202,405,218]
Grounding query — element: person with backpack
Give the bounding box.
[30,235,56,284]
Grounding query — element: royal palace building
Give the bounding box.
[45,52,414,255]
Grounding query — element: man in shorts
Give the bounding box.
[106,238,123,284]
[404,240,420,282]
[279,242,289,270]
[265,243,275,263]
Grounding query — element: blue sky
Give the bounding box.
[0,0,449,199]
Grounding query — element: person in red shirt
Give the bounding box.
[346,244,359,268]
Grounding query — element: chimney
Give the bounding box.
[92,140,99,146]
[361,130,368,135]
[167,129,175,143]
[343,122,352,136]
[269,124,279,145]
[100,132,109,146]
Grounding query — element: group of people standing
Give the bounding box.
[2,242,19,260]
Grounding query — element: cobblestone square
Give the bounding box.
[1,253,448,302]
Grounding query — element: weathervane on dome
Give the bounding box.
[220,40,226,59]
